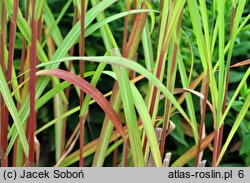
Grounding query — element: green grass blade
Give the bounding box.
[130,83,162,167]
[177,53,199,142]
[0,66,29,157]
[36,69,127,141]
[38,56,195,133]
[6,0,119,154]
[216,0,226,128]
[85,9,158,38]
[217,91,250,165]
[141,21,154,70]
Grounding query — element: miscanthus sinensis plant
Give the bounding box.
[0,0,249,167]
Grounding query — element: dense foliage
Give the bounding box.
[0,0,249,167]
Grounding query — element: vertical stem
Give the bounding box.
[142,51,164,154]
[123,2,148,79]
[0,0,7,167]
[63,6,79,155]
[79,0,85,167]
[18,0,30,97]
[160,43,178,157]
[160,7,183,156]
[195,75,209,166]
[122,0,130,54]
[123,141,129,167]
[14,0,29,167]
[149,51,164,117]
[217,3,235,160]
[7,0,19,90]
[28,0,37,166]
[212,128,219,167]
[112,139,119,167]
[2,0,19,167]
[133,0,137,10]
[217,69,230,159]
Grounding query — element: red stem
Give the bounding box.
[28,0,37,166]
[18,0,30,92]
[195,75,209,166]
[217,5,235,161]
[79,0,85,167]
[212,128,219,167]
[217,69,230,159]
[112,139,119,167]
[142,51,164,154]
[123,141,129,167]
[62,6,79,155]
[0,3,6,165]
[122,0,130,55]
[13,0,30,167]
[1,0,19,167]
[160,43,179,157]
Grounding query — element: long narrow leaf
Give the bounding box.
[0,66,29,156]
[36,69,126,142]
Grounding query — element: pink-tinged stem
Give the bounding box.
[212,128,219,167]
[160,43,178,157]
[13,0,30,167]
[28,0,37,166]
[112,139,119,167]
[123,141,129,167]
[122,0,130,54]
[1,0,19,167]
[79,0,85,167]
[62,6,79,155]
[217,4,235,161]
[0,2,6,167]
[195,75,209,166]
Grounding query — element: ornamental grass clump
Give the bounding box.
[0,0,249,167]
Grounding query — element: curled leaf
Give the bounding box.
[36,69,126,142]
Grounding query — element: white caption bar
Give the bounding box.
[0,168,249,183]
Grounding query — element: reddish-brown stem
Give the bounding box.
[112,139,119,167]
[149,51,164,117]
[195,75,209,166]
[65,7,78,97]
[18,0,30,92]
[160,2,171,52]
[123,3,148,79]
[122,0,130,55]
[148,0,171,117]
[37,15,43,41]
[94,1,148,166]
[160,43,179,157]
[217,124,224,158]
[133,0,137,11]
[217,69,230,159]
[0,0,6,72]
[1,0,19,167]
[160,7,183,155]
[62,6,78,154]
[229,6,235,39]
[0,1,6,167]
[13,0,30,167]
[28,0,37,166]
[212,128,220,167]
[79,0,85,167]
[217,5,235,161]
[124,3,147,58]
[123,141,129,167]
[142,51,164,154]
[7,0,19,89]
